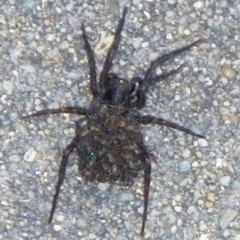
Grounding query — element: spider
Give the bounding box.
[22,7,204,236]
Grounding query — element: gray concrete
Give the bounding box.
[1,0,240,239]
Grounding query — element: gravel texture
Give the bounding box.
[1,0,240,239]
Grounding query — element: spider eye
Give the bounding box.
[88,151,96,158]
[105,128,111,134]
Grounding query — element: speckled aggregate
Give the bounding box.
[1,0,240,239]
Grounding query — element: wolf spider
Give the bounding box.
[22,7,204,236]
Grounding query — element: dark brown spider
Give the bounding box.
[22,7,204,236]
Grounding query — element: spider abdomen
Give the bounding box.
[76,104,146,185]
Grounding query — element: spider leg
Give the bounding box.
[136,115,205,138]
[133,64,186,107]
[48,135,79,223]
[21,107,90,118]
[146,63,186,87]
[141,150,151,236]
[81,23,98,97]
[99,7,128,86]
[143,39,203,83]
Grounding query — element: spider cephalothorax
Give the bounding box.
[22,7,204,236]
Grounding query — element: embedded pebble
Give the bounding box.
[182,148,190,158]
[206,192,216,202]
[205,201,213,209]
[1,200,9,206]
[53,224,62,231]
[55,214,65,222]
[174,195,181,202]
[168,0,176,4]
[223,229,230,238]
[174,206,182,213]
[97,182,110,191]
[23,148,38,162]
[132,37,142,49]
[199,234,209,240]
[194,1,204,8]
[118,192,134,201]
[58,40,69,50]
[178,160,191,172]
[20,64,36,73]
[95,32,114,55]
[9,154,21,162]
[143,10,151,19]
[192,161,200,168]
[216,158,223,168]
[199,222,207,231]
[219,208,238,229]
[47,48,60,58]
[202,169,217,179]
[46,34,55,41]
[234,234,240,240]
[48,101,60,109]
[188,205,197,214]
[77,218,88,228]
[43,18,51,26]
[89,233,97,239]
[219,176,231,187]
[170,225,177,233]
[66,3,74,11]
[220,66,235,79]
[197,138,208,147]
[179,177,190,187]
[0,14,6,25]
[1,2,239,240]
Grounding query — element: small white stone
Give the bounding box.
[199,234,209,240]
[192,161,200,168]
[143,10,151,19]
[141,41,149,48]
[174,195,182,202]
[184,29,191,35]
[89,233,97,239]
[24,148,38,162]
[174,206,182,212]
[1,200,8,206]
[53,224,62,231]
[20,64,36,73]
[216,158,223,168]
[198,138,208,147]
[95,32,114,55]
[46,33,55,41]
[234,234,240,240]
[170,225,177,233]
[194,1,204,9]
[97,182,110,191]
[168,0,176,4]
[56,214,65,222]
[0,14,6,25]
[223,229,230,238]
[175,95,180,101]
[182,148,190,158]
[166,33,173,40]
